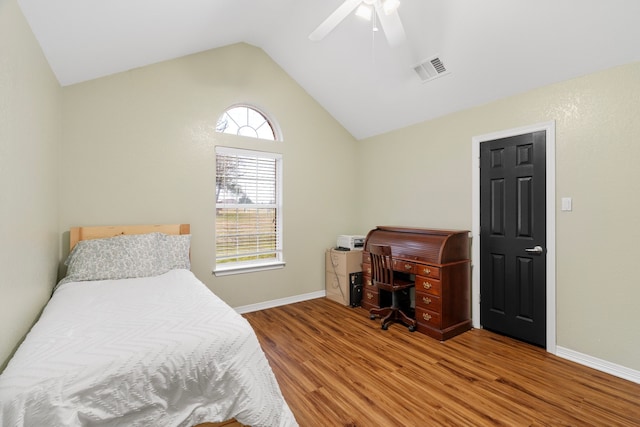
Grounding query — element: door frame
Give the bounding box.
[471,121,556,354]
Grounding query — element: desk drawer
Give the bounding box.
[393,259,416,274]
[362,288,379,311]
[362,273,374,290]
[361,285,393,311]
[363,252,371,264]
[415,276,442,296]
[415,264,440,279]
[416,307,442,328]
[362,262,371,276]
[415,290,441,312]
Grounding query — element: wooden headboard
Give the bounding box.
[69,224,190,250]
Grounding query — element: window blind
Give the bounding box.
[215,147,282,267]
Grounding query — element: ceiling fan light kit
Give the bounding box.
[355,4,373,20]
[382,0,400,15]
[309,0,406,47]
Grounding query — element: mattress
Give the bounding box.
[0,269,297,427]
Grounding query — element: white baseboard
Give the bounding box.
[556,346,640,384]
[234,290,326,314]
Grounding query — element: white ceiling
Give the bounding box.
[17,0,640,140]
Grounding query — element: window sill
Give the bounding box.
[213,261,286,277]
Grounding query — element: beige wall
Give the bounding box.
[359,62,640,371]
[59,43,359,307]
[0,0,61,369]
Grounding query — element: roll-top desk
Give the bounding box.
[362,226,471,341]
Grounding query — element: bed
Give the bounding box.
[0,224,297,427]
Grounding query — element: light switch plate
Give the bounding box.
[561,197,572,211]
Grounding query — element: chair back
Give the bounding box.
[369,244,395,290]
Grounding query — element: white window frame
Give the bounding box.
[214,146,284,276]
[216,104,282,141]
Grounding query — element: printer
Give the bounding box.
[336,235,365,250]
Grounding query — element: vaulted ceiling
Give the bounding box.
[17,0,640,139]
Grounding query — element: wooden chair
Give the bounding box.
[368,244,416,332]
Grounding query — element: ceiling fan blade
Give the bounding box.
[309,0,362,41]
[374,2,406,47]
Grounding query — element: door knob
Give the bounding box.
[525,245,544,254]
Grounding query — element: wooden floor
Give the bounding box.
[243,298,640,427]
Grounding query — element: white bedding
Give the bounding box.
[0,269,297,427]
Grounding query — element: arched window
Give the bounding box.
[214,105,284,275]
[216,105,279,141]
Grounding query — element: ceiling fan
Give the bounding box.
[309,0,406,47]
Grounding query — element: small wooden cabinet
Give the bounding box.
[325,249,362,306]
[362,226,471,341]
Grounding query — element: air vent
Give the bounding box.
[413,56,450,83]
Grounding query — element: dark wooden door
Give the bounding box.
[480,131,546,347]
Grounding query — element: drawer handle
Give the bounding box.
[366,279,372,287]
[422,297,432,305]
[423,282,432,290]
[367,267,371,274]
[423,313,432,321]
[422,267,431,275]
[366,292,373,300]
[404,264,412,271]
